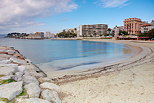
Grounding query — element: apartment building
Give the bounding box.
[78,24,108,37]
[141,20,154,33]
[124,18,143,35]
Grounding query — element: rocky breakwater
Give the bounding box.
[0,46,62,103]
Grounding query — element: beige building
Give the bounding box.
[78,24,108,37]
[113,26,124,36]
[124,18,143,35]
[44,32,55,38]
[26,32,44,39]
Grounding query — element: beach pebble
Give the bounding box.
[41,89,62,103]
[40,82,60,92]
[24,83,41,98]
[15,98,50,103]
[0,81,23,100]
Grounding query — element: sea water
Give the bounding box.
[0,38,135,71]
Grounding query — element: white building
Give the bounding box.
[78,24,108,37]
[141,24,154,33]
[44,32,55,38]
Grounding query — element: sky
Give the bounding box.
[0,0,153,34]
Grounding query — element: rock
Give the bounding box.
[0,75,12,80]
[15,98,50,103]
[13,53,25,60]
[0,60,11,64]
[14,72,23,81]
[40,82,60,92]
[38,77,52,83]
[25,59,32,63]
[24,83,41,98]
[6,50,16,55]
[0,54,11,59]
[0,66,17,75]
[25,64,46,78]
[17,66,26,73]
[10,57,27,65]
[0,64,18,67]
[0,101,6,103]
[23,75,39,85]
[0,81,23,100]
[41,89,62,103]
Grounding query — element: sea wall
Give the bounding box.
[0,46,62,103]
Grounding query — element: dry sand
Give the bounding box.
[54,40,154,103]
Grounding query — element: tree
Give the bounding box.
[119,31,128,36]
[147,29,154,38]
[57,30,77,38]
[139,29,154,38]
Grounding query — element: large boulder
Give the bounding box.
[0,81,23,100]
[17,66,26,73]
[0,60,11,64]
[0,66,17,75]
[25,64,46,78]
[41,89,62,103]
[0,54,11,60]
[24,83,41,98]
[10,57,27,65]
[0,75,13,80]
[15,98,50,103]
[23,75,39,85]
[14,72,23,82]
[40,82,60,92]
[6,50,16,55]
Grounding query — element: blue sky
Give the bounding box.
[0,0,154,34]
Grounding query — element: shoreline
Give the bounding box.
[43,39,152,83]
[59,40,154,103]
[1,39,154,102]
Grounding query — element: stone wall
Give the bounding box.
[0,46,62,103]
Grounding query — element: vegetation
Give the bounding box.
[57,30,77,38]
[139,29,154,38]
[0,98,9,103]
[119,31,129,36]
[17,89,27,97]
[0,79,16,85]
[0,75,5,77]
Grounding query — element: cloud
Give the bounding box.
[99,0,129,8]
[0,0,77,33]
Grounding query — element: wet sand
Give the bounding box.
[53,40,154,103]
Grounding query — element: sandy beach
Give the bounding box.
[49,39,154,103]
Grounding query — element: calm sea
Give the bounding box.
[0,38,135,71]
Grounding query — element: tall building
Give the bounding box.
[124,18,143,35]
[78,24,108,37]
